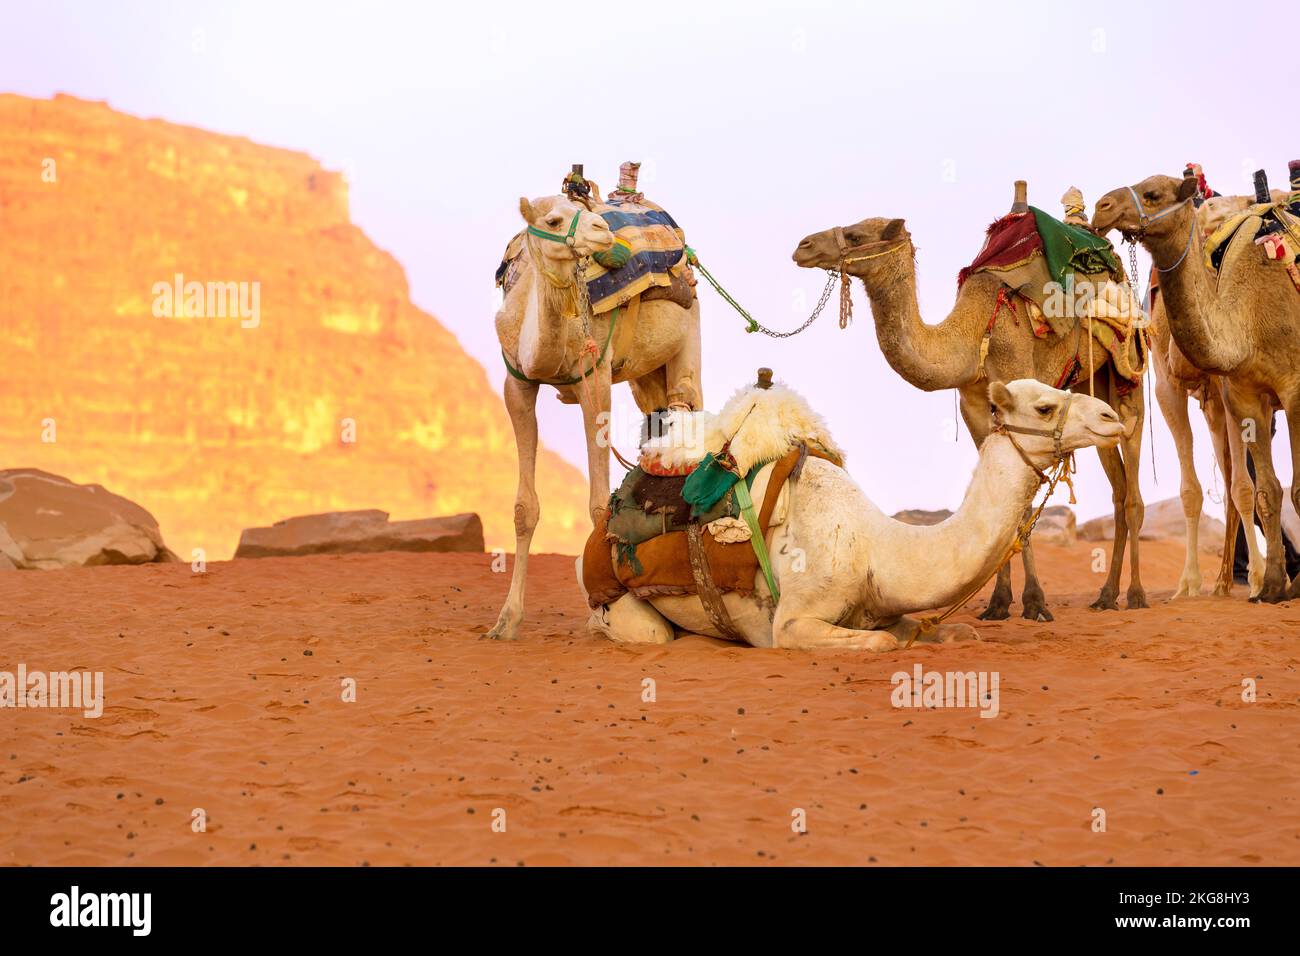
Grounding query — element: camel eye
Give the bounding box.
[546,216,563,227]
[1035,404,1053,416]
[1143,191,1158,202]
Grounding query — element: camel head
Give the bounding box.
[518,194,615,262]
[1091,175,1197,241]
[791,217,910,272]
[989,379,1124,467]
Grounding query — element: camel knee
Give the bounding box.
[1255,484,1280,521]
[1230,479,1254,514]
[668,378,702,411]
[594,593,675,645]
[513,497,540,538]
[1179,483,1202,519]
[1126,497,1144,530]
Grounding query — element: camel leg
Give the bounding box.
[978,561,1013,619]
[1219,384,1264,597]
[1154,371,1202,598]
[775,615,901,652]
[891,617,980,645]
[575,360,614,525]
[485,376,541,641]
[1018,541,1052,622]
[1284,398,1300,601]
[1090,445,1127,610]
[1229,392,1288,603]
[663,298,703,409]
[1116,384,1147,609]
[627,367,669,414]
[1201,389,1236,596]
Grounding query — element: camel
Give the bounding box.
[1093,173,1300,602]
[792,209,1148,619]
[486,191,704,641]
[1147,190,1269,598]
[580,378,1124,650]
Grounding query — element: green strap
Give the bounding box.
[527,210,581,245]
[733,476,780,603]
[502,307,619,387]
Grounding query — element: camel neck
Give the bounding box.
[853,246,980,391]
[516,250,577,380]
[874,433,1044,616]
[1146,209,1248,374]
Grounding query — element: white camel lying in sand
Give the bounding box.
[579,378,1124,650]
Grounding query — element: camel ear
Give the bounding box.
[881,218,906,240]
[519,197,535,222]
[1176,176,1197,202]
[988,381,1014,414]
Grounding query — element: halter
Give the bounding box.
[1121,187,1196,275]
[991,391,1075,482]
[527,210,582,247]
[1123,186,1188,234]
[832,227,910,267]
[830,228,910,328]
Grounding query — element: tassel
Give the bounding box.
[976,335,990,379]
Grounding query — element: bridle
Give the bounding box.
[832,227,910,267]
[528,209,582,247]
[830,228,911,328]
[991,391,1076,485]
[1120,188,1195,275]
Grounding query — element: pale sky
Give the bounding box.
[3,0,1294,523]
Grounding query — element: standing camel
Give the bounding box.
[1148,186,1284,598]
[1093,172,1300,602]
[487,192,703,640]
[792,213,1148,619]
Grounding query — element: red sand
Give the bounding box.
[1,540,1297,866]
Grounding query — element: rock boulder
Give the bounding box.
[234,509,484,559]
[0,468,177,569]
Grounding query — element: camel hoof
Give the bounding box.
[1255,581,1288,604]
[1126,589,1150,610]
[483,620,521,641]
[1089,590,1119,611]
[977,602,1011,621]
[1020,603,1053,622]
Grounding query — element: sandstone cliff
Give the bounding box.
[0,94,588,558]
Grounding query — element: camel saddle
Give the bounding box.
[582,443,832,609]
